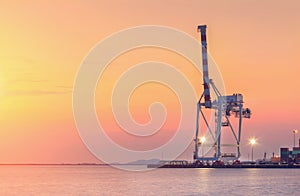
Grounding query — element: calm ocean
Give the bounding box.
[0,165,298,195]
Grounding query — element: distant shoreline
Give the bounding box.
[0,163,106,166]
[0,163,149,166]
[1,163,300,169]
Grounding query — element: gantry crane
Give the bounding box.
[194,25,251,163]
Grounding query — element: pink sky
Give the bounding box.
[0,0,300,163]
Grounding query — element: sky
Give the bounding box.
[0,0,300,163]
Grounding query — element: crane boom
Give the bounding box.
[197,25,211,108]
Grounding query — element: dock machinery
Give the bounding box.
[194,25,251,163]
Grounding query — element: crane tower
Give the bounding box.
[194,25,251,163]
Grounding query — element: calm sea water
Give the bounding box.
[0,165,299,195]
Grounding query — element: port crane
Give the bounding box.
[194,25,251,163]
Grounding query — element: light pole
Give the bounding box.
[249,138,256,162]
[200,136,206,158]
[293,130,298,147]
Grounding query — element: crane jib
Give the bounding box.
[198,25,211,108]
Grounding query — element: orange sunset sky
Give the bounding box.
[0,0,300,163]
